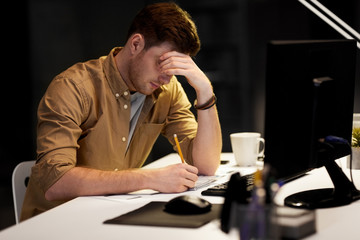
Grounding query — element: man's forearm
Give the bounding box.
[158,51,222,175]
[44,167,148,201]
[192,104,222,176]
[44,163,200,201]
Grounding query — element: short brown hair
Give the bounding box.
[127,2,201,56]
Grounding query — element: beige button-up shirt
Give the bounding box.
[21,48,198,221]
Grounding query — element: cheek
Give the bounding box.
[133,54,160,81]
[143,61,161,80]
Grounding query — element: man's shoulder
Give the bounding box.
[55,56,106,85]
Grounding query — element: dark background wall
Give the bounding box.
[1,0,359,230]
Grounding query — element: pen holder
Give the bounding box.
[228,203,279,240]
[228,203,316,239]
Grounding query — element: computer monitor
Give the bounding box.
[264,39,359,208]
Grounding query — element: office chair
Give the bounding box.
[12,160,36,224]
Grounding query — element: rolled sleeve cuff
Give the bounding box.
[33,149,77,193]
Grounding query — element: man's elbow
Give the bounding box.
[198,161,220,176]
[44,180,69,201]
[44,187,57,201]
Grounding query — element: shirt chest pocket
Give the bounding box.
[134,122,165,146]
[126,122,166,168]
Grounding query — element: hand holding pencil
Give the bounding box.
[143,134,198,193]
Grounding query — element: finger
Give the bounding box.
[186,173,198,183]
[159,57,191,71]
[183,164,199,175]
[160,54,190,63]
[160,51,188,60]
[159,54,193,70]
[160,61,190,72]
[183,178,196,189]
[183,169,199,185]
[161,68,193,78]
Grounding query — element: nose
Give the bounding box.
[158,74,172,85]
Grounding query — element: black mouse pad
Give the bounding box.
[104,201,222,228]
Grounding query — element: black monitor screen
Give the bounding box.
[264,39,357,181]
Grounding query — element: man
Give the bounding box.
[21,2,222,221]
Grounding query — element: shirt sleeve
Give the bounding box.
[33,75,88,193]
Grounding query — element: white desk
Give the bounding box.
[1,153,360,239]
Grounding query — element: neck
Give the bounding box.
[114,47,136,91]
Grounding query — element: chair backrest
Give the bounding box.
[12,160,36,224]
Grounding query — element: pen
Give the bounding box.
[173,134,185,163]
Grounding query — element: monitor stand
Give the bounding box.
[285,143,360,209]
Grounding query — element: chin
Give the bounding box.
[137,88,153,96]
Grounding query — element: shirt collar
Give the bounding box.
[103,47,130,99]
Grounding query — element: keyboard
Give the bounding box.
[201,173,255,196]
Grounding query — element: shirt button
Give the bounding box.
[122,137,126,142]
[115,93,120,98]
[124,104,128,110]
[124,91,129,96]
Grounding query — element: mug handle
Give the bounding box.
[257,138,265,160]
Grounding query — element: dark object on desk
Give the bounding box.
[265,39,359,209]
[220,160,230,165]
[164,195,211,215]
[103,201,222,228]
[220,172,253,233]
[219,173,317,238]
[201,182,228,196]
[201,173,254,197]
[285,138,360,209]
[265,39,356,182]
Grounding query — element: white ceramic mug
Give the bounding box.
[230,132,265,166]
[353,113,360,128]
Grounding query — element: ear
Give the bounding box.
[129,33,145,55]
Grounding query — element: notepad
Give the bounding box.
[189,176,218,191]
[103,176,220,201]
